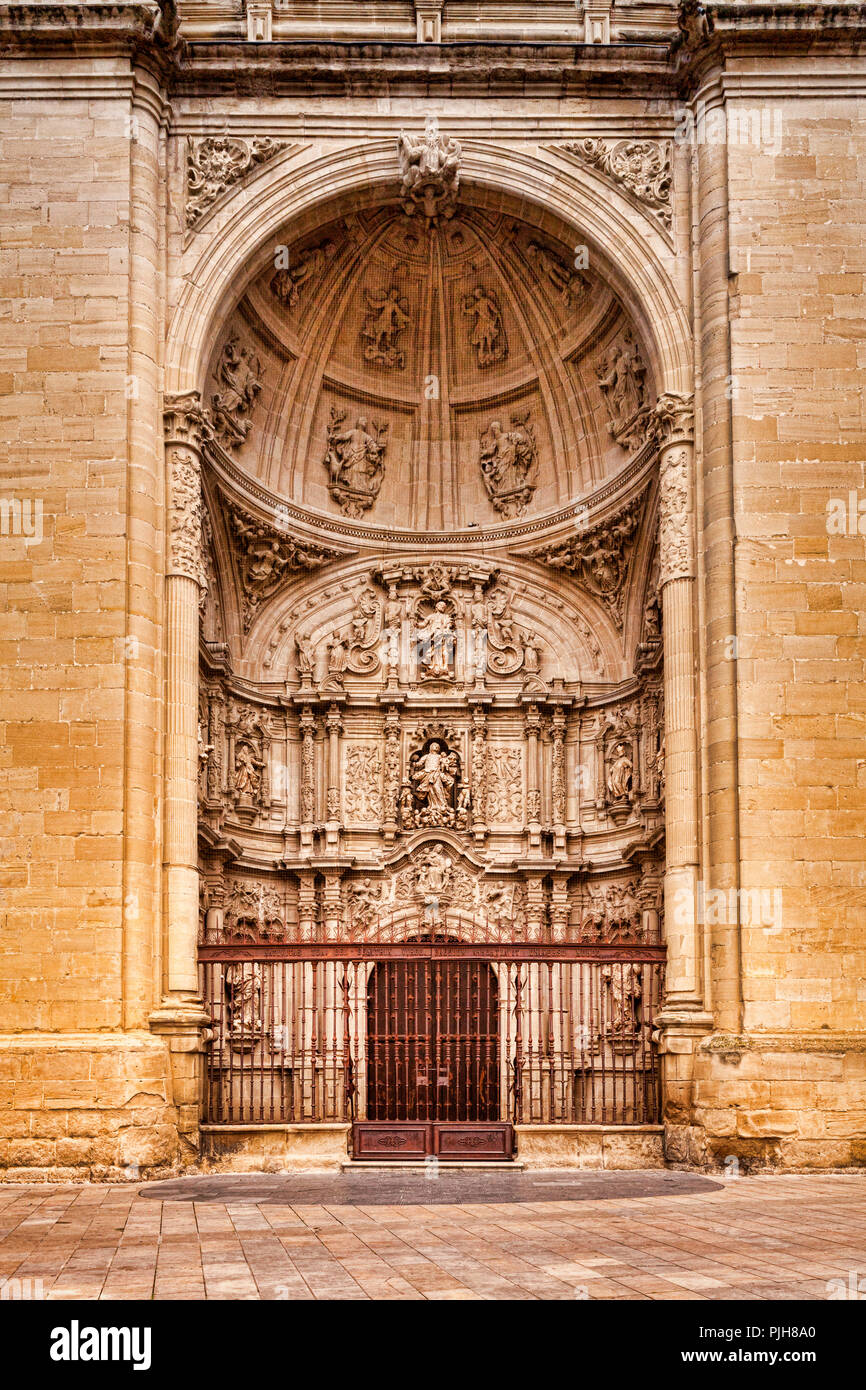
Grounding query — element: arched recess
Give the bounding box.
[166,137,704,1069]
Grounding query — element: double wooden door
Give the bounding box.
[366,956,500,1123]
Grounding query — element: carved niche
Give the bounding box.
[226,700,270,823]
[400,724,471,832]
[597,705,639,824]
[397,116,462,226]
[525,495,643,628]
[462,286,507,367]
[211,337,262,449]
[323,406,389,517]
[479,411,538,518]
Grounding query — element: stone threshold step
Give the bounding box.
[341,1160,525,1171]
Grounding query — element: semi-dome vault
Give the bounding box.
[204,198,656,532]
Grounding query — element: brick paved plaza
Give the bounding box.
[1,1172,864,1302]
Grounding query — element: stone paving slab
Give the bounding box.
[0,1172,863,1301]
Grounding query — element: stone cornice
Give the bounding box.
[0,0,182,60]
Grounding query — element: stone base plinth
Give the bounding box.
[514,1124,665,1169]
[0,1032,180,1181]
[200,1123,351,1171]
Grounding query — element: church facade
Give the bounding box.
[1,0,865,1178]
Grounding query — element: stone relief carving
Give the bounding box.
[229,502,349,632]
[344,745,383,822]
[186,136,289,229]
[324,406,389,517]
[524,237,589,307]
[561,138,672,231]
[165,394,212,587]
[398,115,461,225]
[226,701,270,823]
[211,337,262,449]
[224,880,285,942]
[462,286,507,367]
[597,705,639,824]
[361,286,410,369]
[479,411,538,518]
[224,963,264,1045]
[270,238,336,308]
[658,446,693,585]
[581,880,644,944]
[400,726,471,831]
[526,495,643,628]
[486,746,523,823]
[601,962,644,1039]
[596,332,649,453]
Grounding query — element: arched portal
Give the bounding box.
[185,148,694,1165]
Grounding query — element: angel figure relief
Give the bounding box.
[462,286,507,368]
[361,286,410,369]
[323,406,389,517]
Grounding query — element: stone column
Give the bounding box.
[381,702,403,843]
[324,702,343,853]
[653,392,711,1025]
[523,702,543,855]
[550,705,567,854]
[298,704,316,853]
[150,394,212,1145]
[469,700,490,843]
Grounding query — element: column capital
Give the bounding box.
[652,390,695,450]
[164,391,213,454]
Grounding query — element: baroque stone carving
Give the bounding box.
[229,502,348,632]
[361,286,410,369]
[165,393,212,587]
[561,138,672,231]
[186,136,289,229]
[479,412,538,518]
[525,238,589,307]
[398,115,461,225]
[526,495,643,628]
[462,286,507,367]
[226,701,270,822]
[224,963,264,1045]
[601,962,644,1038]
[486,746,523,823]
[211,337,262,449]
[270,238,336,308]
[344,745,383,822]
[298,706,316,824]
[581,880,644,944]
[596,332,649,453]
[324,406,389,517]
[400,727,471,831]
[224,880,285,942]
[658,448,694,584]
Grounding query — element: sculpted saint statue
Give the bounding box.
[607,740,634,801]
[412,741,455,815]
[233,742,263,799]
[463,287,506,367]
[418,600,455,679]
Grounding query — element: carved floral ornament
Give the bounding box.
[186,136,290,230]
[165,393,213,588]
[559,138,673,231]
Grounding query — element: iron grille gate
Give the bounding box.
[200,943,664,1158]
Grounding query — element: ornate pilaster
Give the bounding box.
[523,702,543,855]
[550,706,567,853]
[382,704,402,843]
[157,393,212,1026]
[298,705,316,853]
[324,703,343,853]
[470,703,489,843]
[653,393,707,1025]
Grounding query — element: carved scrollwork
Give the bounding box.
[525,495,644,628]
[560,138,672,231]
[228,501,351,632]
[344,744,383,822]
[186,136,289,230]
[486,746,523,823]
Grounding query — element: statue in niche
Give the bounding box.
[324,406,389,517]
[416,599,456,681]
[270,238,336,309]
[412,741,454,817]
[526,239,587,307]
[224,962,263,1043]
[462,286,507,367]
[398,115,461,226]
[405,736,469,830]
[361,287,410,369]
[479,412,538,518]
[644,586,662,641]
[601,962,643,1037]
[606,740,634,802]
[233,741,264,801]
[295,631,316,684]
[211,337,262,448]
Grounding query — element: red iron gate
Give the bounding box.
[200,942,664,1157]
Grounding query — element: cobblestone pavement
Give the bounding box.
[0,1172,864,1301]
